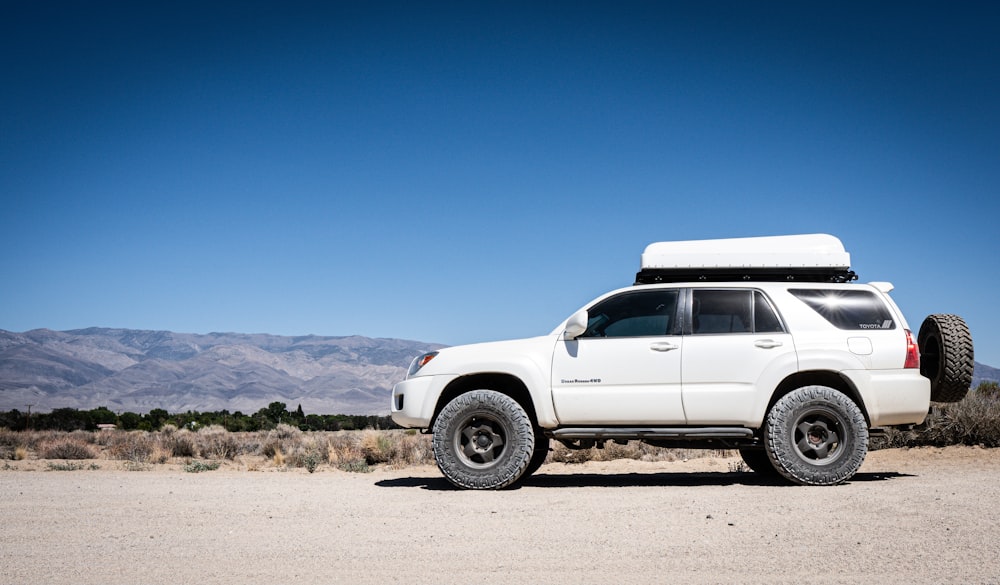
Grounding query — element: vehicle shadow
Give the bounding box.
[374,470,913,490]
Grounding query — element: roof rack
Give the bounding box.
[635,266,858,284]
[634,234,859,285]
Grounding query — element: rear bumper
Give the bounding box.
[843,369,931,427]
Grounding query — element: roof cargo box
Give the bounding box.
[635,234,857,284]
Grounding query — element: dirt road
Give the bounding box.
[2,446,999,584]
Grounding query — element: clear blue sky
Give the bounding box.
[2,2,999,365]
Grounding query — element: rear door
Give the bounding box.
[681,288,797,425]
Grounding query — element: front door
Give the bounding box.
[551,288,686,425]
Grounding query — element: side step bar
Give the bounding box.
[548,427,755,441]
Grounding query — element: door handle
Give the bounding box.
[649,342,679,352]
[754,339,783,349]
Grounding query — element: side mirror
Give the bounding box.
[563,309,588,340]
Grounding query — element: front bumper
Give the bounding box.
[390,374,457,428]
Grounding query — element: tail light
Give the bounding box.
[903,329,920,369]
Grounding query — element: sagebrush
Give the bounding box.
[3,382,998,470]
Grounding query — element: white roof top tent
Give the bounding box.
[635,234,857,284]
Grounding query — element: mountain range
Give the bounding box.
[0,328,443,415]
[1,327,997,416]
[974,361,1000,388]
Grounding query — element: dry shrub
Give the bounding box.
[874,383,1000,449]
[196,425,239,459]
[10,430,47,450]
[391,431,433,466]
[92,429,118,447]
[0,428,24,460]
[282,433,324,469]
[107,431,155,463]
[262,424,303,459]
[161,429,197,458]
[327,433,365,466]
[361,429,395,464]
[40,436,97,460]
[978,381,1000,399]
[68,430,96,445]
[0,428,20,449]
[548,441,730,465]
[324,430,432,469]
[229,432,262,456]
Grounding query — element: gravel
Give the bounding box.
[2,446,998,584]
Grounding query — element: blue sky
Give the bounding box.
[2,2,999,365]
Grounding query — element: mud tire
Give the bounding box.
[432,390,534,489]
[738,447,780,476]
[918,314,974,403]
[764,386,868,486]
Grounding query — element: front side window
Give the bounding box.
[581,289,679,338]
[789,289,896,330]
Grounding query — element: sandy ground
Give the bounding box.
[2,446,1000,585]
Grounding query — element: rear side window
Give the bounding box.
[690,290,786,334]
[789,289,896,330]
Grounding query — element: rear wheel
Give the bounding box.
[764,386,868,486]
[918,314,974,403]
[432,390,535,489]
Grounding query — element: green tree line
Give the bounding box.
[0,402,397,433]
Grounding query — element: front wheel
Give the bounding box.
[764,386,868,486]
[737,447,779,476]
[432,390,535,489]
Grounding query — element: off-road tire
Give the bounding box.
[523,431,551,479]
[764,386,868,486]
[432,390,534,489]
[737,447,779,476]
[918,314,974,403]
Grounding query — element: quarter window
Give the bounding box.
[754,291,784,333]
[789,289,896,330]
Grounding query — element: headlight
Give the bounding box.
[407,351,438,377]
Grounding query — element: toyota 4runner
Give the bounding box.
[391,234,974,488]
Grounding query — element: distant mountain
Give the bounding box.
[0,328,443,415]
[974,361,1000,388]
[2,327,996,415]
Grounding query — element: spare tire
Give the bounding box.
[918,314,974,403]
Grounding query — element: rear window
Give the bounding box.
[789,289,896,330]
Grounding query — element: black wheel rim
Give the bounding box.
[453,414,509,469]
[791,406,847,466]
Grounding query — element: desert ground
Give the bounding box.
[2,446,999,584]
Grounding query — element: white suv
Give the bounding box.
[392,235,973,488]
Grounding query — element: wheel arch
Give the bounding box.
[432,373,538,429]
[768,370,871,427]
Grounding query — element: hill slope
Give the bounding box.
[0,328,443,415]
[2,327,997,415]
[974,361,1000,388]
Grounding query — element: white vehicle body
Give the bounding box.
[392,234,971,489]
[392,281,930,430]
